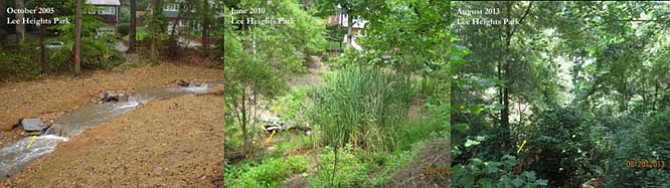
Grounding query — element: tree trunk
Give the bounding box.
[1,0,5,47]
[39,23,46,73]
[652,80,659,111]
[15,0,25,50]
[497,26,503,124]
[168,2,185,59]
[38,0,46,74]
[150,0,162,62]
[129,0,136,52]
[226,44,228,153]
[642,70,647,112]
[202,0,209,56]
[241,89,249,155]
[346,13,353,47]
[74,0,82,76]
[501,1,513,149]
[338,13,343,49]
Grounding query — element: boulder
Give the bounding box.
[128,53,139,62]
[99,91,130,103]
[176,79,201,87]
[21,118,46,132]
[176,79,189,87]
[263,118,286,133]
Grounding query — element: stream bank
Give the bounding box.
[3,87,224,187]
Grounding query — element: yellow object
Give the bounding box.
[27,135,37,149]
[517,139,527,154]
[266,130,277,144]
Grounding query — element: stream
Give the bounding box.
[0,81,223,180]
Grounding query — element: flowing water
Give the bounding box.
[0,81,223,179]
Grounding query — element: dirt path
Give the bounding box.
[3,88,224,187]
[0,64,222,147]
[386,138,452,188]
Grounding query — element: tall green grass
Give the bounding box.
[309,65,415,152]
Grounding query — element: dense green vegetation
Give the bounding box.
[0,0,223,80]
[225,1,669,187]
[309,65,414,152]
[452,1,670,187]
[224,0,450,187]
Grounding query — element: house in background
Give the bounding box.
[146,0,222,49]
[327,13,367,35]
[149,0,222,34]
[85,0,121,36]
[326,13,366,50]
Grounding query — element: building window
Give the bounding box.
[164,3,179,11]
[98,6,115,15]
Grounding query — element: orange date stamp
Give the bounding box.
[425,167,452,175]
[626,159,669,169]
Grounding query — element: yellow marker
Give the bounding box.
[27,135,37,149]
[517,139,527,154]
[266,130,276,144]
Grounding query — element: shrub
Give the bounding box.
[397,118,447,151]
[272,87,310,125]
[511,107,599,187]
[309,145,368,188]
[232,155,309,188]
[49,14,125,72]
[117,23,130,36]
[224,160,259,187]
[367,148,420,186]
[604,109,670,187]
[451,151,549,187]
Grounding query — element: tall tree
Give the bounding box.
[74,0,82,76]
[150,0,162,62]
[202,0,209,56]
[225,0,325,154]
[129,0,136,52]
[38,0,46,73]
[167,0,185,59]
[15,0,25,50]
[1,0,5,47]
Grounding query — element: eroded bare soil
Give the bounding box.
[3,88,224,187]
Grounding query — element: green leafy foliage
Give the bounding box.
[117,23,130,36]
[452,145,549,188]
[233,0,327,73]
[523,107,596,187]
[396,118,448,151]
[224,160,260,187]
[604,108,670,187]
[309,145,368,188]
[231,156,310,188]
[272,87,311,125]
[451,1,670,187]
[275,134,313,155]
[49,3,124,72]
[122,27,149,41]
